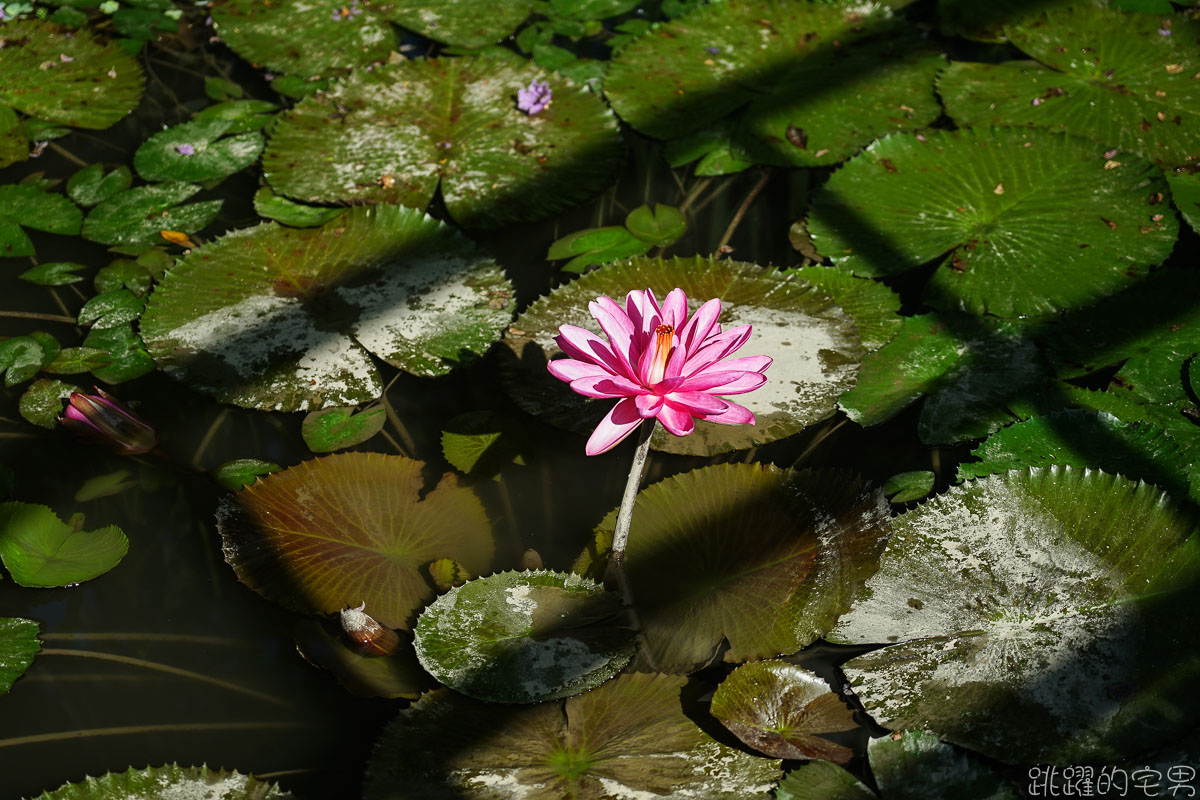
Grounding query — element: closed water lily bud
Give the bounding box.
[520,549,544,570]
[60,388,157,456]
[339,602,398,657]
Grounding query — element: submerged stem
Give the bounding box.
[0,722,304,749]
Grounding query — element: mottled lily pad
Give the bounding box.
[141,204,512,412]
[938,7,1200,166]
[839,314,1048,445]
[580,465,889,673]
[413,569,634,703]
[216,452,494,629]
[33,764,293,799]
[711,660,857,762]
[0,501,128,588]
[133,118,265,182]
[0,617,39,695]
[832,467,1200,763]
[0,20,144,129]
[502,256,862,456]
[263,56,622,228]
[301,406,386,452]
[808,127,1177,317]
[81,183,223,248]
[211,0,397,79]
[384,0,535,47]
[605,0,939,163]
[363,674,781,799]
[18,378,75,429]
[0,106,27,170]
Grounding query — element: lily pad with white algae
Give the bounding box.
[832,466,1200,764]
[141,204,513,412]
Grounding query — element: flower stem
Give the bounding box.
[605,419,655,590]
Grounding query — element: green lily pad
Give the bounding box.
[293,618,429,699]
[778,730,1016,800]
[31,764,293,799]
[710,660,857,763]
[938,7,1200,166]
[67,164,133,208]
[18,261,87,286]
[384,0,535,47]
[501,256,862,457]
[0,501,128,588]
[0,617,40,695]
[832,467,1200,763]
[94,260,152,296]
[625,203,686,246]
[440,410,526,478]
[546,226,653,273]
[580,464,889,673]
[882,470,935,503]
[959,409,1197,503]
[839,314,1048,445]
[18,378,75,429]
[82,324,155,384]
[216,452,494,629]
[210,0,397,79]
[665,121,755,176]
[363,674,782,799]
[0,182,83,258]
[605,0,936,158]
[1112,323,1200,405]
[253,186,345,228]
[133,118,265,182]
[0,336,48,387]
[807,127,1177,317]
[263,56,622,228]
[413,569,634,703]
[193,99,277,134]
[301,406,386,452]
[1045,268,1200,378]
[81,183,223,247]
[0,105,28,170]
[141,204,512,412]
[210,458,283,491]
[45,347,110,375]
[1167,169,1200,234]
[792,266,902,353]
[77,289,146,331]
[0,20,144,129]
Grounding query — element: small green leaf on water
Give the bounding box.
[546,226,652,273]
[45,347,112,375]
[0,105,29,171]
[301,406,386,452]
[867,730,1017,800]
[711,660,857,763]
[82,324,155,384]
[414,569,634,703]
[0,617,40,695]
[77,289,146,330]
[66,163,133,207]
[204,76,245,102]
[0,182,83,258]
[426,556,469,592]
[624,203,686,246]
[441,410,526,478]
[18,378,75,429]
[74,469,138,502]
[94,259,153,296]
[0,501,128,587]
[81,183,223,247]
[133,118,265,183]
[253,186,345,228]
[882,471,936,503]
[0,336,48,387]
[210,458,283,491]
[19,261,87,286]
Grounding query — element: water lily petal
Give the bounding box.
[682,324,753,375]
[703,397,755,425]
[635,393,664,417]
[670,369,767,395]
[656,401,696,436]
[676,297,721,358]
[707,354,772,374]
[555,325,626,375]
[664,390,727,415]
[625,288,662,337]
[661,287,688,330]
[589,296,637,372]
[547,358,614,382]
[569,374,646,398]
[586,397,643,455]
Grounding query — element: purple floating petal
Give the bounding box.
[517,79,552,115]
[175,143,196,156]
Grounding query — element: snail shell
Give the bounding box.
[339,602,399,657]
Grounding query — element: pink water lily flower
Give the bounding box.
[548,288,771,455]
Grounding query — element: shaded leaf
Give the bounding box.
[77,289,145,330]
[775,759,875,800]
[82,324,155,384]
[253,186,345,228]
[94,259,152,296]
[216,452,494,630]
[0,336,48,386]
[833,467,1200,763]
[263,56,622,228]
[882,470,935,503]
[413,569,634,703]
[81,183,222,247]
[301,406,386,452]
[384,0,535,48]
[0,182,83,258]
[142,205,512,412]
[1167,169,1200,234]
[67,164,133,208]
[363,674,781,799]
[808,127,1177,317]
[0,105,28,171]
[868,731,1017,800]
[45,347,111,375]
[440,410,526,478]
[0,618,40,695]
[293,618,429,699]
[19,261,87,286]
[664,121,754,175]
[625,203,686,245]
[210,458,283,491]
[711,660,856,762]
[502,256,862,456]
[18,378,75,429]
[193,99,277,134]
[0,20,144,129]
[0,501,128,588]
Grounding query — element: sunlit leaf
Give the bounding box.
[32,764,293,799]
[77,289,145,330]
[264,56,622,228]
[142,205,512,412]
[301,406,386,452]
[363,674,781,799]
[0,618,40,695]
[193,99,277,134]
[0,20,144,129]
[939,7,1200,166]
[624,203,686,245]
[808,127,1177,317]
[833,467,1200,763]
[414,569,634,703]
[882,470,935,503]
[217,452,494,629]
[711,660,856,762]
[385,0,535,47]
[133,118,264,182]
[546,226,652,273]
[45,347,111,375]
[81,183,222,247]
[792,266,903,353]
[67,164,133,208]
[210,458,283,491]
[502,256,862,456]
[0,501,128,588]
[18,378,75,429]
[253,186,345,228]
